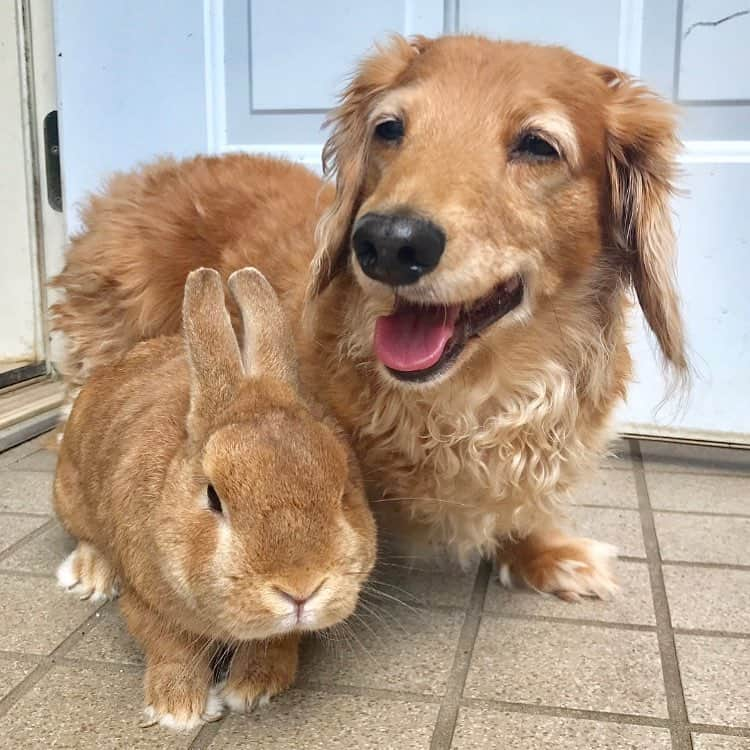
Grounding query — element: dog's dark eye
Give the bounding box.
[206,484,223,515]
[513,133,559,161]
[374,118,404,142]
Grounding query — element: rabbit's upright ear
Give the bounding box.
[227,268,298,389]
[183,268,243,437]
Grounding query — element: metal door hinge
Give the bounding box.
[43,110,62,212]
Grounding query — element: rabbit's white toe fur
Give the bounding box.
[222,686,272,713]
[142,685,224,732]
[57,542,120,603]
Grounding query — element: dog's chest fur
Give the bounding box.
[331,359,609,563]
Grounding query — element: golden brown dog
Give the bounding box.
[52,35,686,600]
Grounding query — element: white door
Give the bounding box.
[54,0,750,442]
[0,1,44,382]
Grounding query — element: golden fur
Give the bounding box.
[52,35,686,600]
[54,268,376,729]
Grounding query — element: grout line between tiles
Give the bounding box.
[460,696,672,728]
[641,466,750,479]
[575,503,642,511]
[428,559,491,750]
[0,446,41,470]
[673,627,750,640]
[0,517,57,565]
[0,569,56,580]
[687,724,750,739]
[190,719,223,749]
[661,560,750,572]
[619,554,648,563]
[650,508,750,519]
[188,681,450,748]
[297,682,443,704]
[630,439,693,750]
[0,603,106,719]
[480,610,656,632]
[0,650,44,663]
[459,697,750,738]
[55,656,143,672]
[0,661,55,721]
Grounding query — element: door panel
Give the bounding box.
[620,163,750,438]
[220,0,444,163]
[54,0,750,440]
[458,0,631,69]
[54,0,208,233]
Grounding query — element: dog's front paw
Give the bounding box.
[498,532,619,602]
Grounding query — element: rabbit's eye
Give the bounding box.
[206,484,224,515]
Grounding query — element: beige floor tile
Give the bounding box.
[464,619,667,717]
[640,442,750,476]
[0,521,76,575]
[66,605,144,666]
[0,574,98,655]
[0,652,37,700]
[692,736,750,750]
[369,558,477,610]
[676,635,750,727]
[569,506,645,558]
[211,690,438,749]
[654,514,750,565]
[7,448,57,473]
[0,470,54,514]
[452,708,672,749]
[646,472,750,515]
[0,436,48,469]
[297,606,463,696]
[485,560,655,625]
[573,468,640,508]
[664,565,750,633]
[0,514,49,554]
[0,663,194,748]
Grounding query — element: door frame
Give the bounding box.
[0,0,66,448]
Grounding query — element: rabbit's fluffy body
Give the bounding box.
[53,269,376,730]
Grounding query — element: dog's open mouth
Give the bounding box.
[374,275,525,381]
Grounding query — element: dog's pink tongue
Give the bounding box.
[374,305,458,372]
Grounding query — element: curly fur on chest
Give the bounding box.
[342,353,614,563]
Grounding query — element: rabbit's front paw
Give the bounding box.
[57,541,120,602]
[221,636,298,713]
[141,680,224,731]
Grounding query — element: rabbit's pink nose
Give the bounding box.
[278,591,309,608]
[274,579,326,616]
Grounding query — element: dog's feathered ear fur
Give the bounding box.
[306,35,431,301]
[600,67,687,376]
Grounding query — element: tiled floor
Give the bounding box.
[0,434,749,749]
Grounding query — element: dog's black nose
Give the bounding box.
[352,213,446,286]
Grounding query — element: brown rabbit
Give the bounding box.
[53,267,377,730]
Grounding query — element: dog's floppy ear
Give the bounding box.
[601,68,687,376]
[307,35,430,300]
